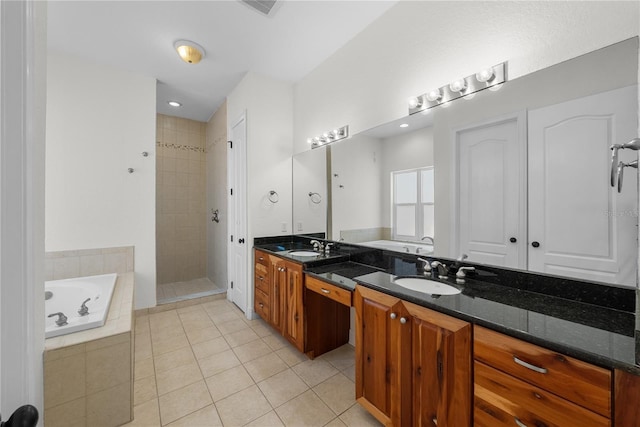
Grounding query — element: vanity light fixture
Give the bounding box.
[425,89,442,102]
[174,39,206,64]
[168,100,182,107]
[408,62,507,115]
[308,125,349,149]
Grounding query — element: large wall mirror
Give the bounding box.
[293,37,639,288]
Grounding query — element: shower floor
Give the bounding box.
[156,277,226,305]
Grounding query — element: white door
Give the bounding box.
[227,115,247,311]
[528,86,638,286]
[455,113,526,268]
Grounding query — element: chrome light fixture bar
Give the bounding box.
[408,62,507,115]
[307,125,349,149]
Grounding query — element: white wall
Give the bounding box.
[206,100,228,288]
[293,1,639,154]
[227,72,293,315]
[46,51,157,309]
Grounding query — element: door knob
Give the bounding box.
[509,237,517,243]
[238,238,245,244]
[531,241,540,248]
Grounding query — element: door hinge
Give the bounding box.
[230,235,234,242]
[230,281,234,289]
[230,188,233,196]
[228,140,233,149]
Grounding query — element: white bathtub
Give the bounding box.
[45,273,117,339]
[360,240,434,255]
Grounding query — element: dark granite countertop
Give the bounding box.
[254,236,639,374]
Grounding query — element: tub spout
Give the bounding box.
[48,312,68,327]
[78,298,91,316]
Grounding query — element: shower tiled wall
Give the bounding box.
[156,114,207,284]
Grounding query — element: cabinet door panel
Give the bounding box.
[355,286,406,426]
[407,301,471,427]
[283,261,304,351]
[270,259,285,331]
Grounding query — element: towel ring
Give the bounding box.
[308,192,322,204]
[268,190,279,203]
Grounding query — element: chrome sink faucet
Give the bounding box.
[324,243,333,256]
[48,312,68,327]
[78,298,91,316]
[310,240,324,253]
[430,261,449,279]
[421,236,434,245]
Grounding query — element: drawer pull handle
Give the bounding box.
[513,356,547,374]
[432,417,437,425]
[321,288,331,294]
[258,276,264,281]
[514,417,527,427]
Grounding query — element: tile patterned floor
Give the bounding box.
[126,298,382,426]
[156,277,226,305]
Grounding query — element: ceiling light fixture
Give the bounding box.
[168,101,182,107]
[174,40,206,64]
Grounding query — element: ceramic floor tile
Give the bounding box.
[198,349,241,378]
[292,359,340,388]
[313,373,356,415]
[192,336,230,360]
[165,404,222,427]
[232,338,273,363]
[225,328,261,348]
[205,364,255,402]
[341,364,356,383]
[158,380,212,425]
[319,345,355,371]
[262,333,290,351]
[185,325,222,345]
[135,357,155,380]
[125,398,161,426]
[134,375,158,405]
[217,319,251,335]
[156,362,203,396]
[154,346,196,373]
[275,345,309,367]
[339,403,382,426]
[324,418,348,427]
[244,411,284,427]
[152,334,190,356]
[215,385,272,426]
[257,369,309,408]
[251,323,274,338]
[275,390,335,427]
[244,352,288,382]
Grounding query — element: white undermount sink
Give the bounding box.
[288,251,320,257]
[393,277,461,295]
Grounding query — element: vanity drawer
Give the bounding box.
[474,361,610,427]
[305,276,352,306]
[254,289,270,320]
[474,326,611,417]
[255,250,269,267]
[255,272,269,295]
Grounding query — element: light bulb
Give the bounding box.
[408,96,423,109]
[475,67,495,83]
[332,129,340,137]
[425,89,442,102]
[449,79,467,93]
[307,138,313,144]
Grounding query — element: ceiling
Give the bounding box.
[47,0,397,122]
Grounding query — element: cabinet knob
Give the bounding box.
[259,303,264,308]
[531,241,540,248]
[514,417,527,427]
[390,313,397,320]
[400,317,407,324]
[259,257,264,261]
[432,417,438,425]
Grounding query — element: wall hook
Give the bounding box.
[268,190,279,203]
[308,192,322,204]
[127,168,134,174]
[142,151,149,157]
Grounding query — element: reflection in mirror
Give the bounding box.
[322,37,639,287]
[292,145,327,236]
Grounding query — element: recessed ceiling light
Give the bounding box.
[174,40,206,64]
[399,123,409,128]
[168,101,182,107]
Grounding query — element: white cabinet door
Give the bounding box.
[528,86,638,286]
[455,113,526,268]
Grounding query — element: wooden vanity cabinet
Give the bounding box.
[253,249,304,351]
[474,325,612,427]
[354,285,471,427]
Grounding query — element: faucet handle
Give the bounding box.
[78,298,91,316]
[417,257,432,272]
[48,312,68,327]
[324,243,333,255]
[456,266,476,279]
